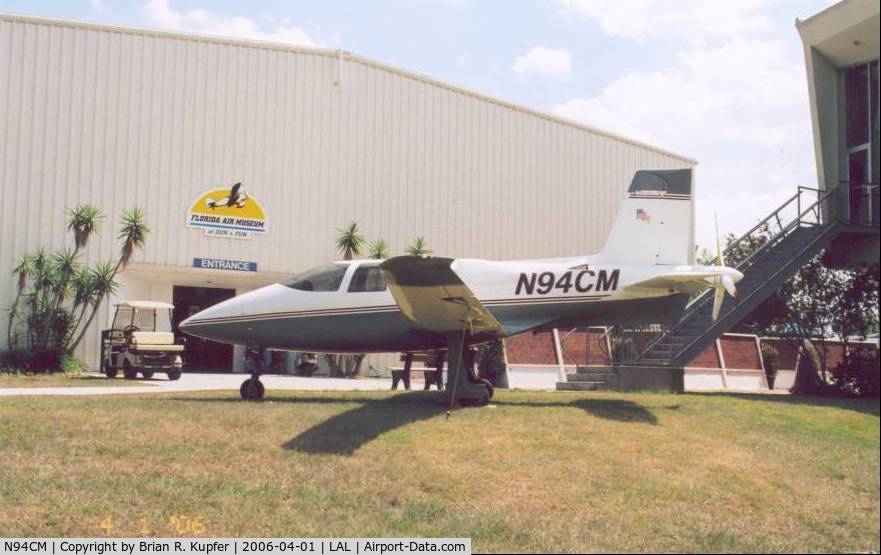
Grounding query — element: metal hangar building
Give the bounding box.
[0,13,695,372]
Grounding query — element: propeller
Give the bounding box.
[711,214,737,322]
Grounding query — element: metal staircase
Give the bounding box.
[635,185,846,368]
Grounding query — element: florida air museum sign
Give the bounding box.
[187,182,268,239]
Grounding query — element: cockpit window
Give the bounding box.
[282,263,348,292]
[348,265,387,292]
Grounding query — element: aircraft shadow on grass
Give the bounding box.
[172,392,659,456]
[282,394,659,456]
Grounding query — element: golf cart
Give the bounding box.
[101,300,184,380]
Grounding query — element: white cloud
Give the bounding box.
[557,0,776,43]
[512,46,572,78]
[554,37,817,248]
[142,0,319,47]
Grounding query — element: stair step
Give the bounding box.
[567,372,614,382]
[556,381,608,391]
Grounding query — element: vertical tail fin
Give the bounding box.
[598,169,694,265]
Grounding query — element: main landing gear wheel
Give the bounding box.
[444,333,494,408]
[479,378,494,400]
[240,378,265,401]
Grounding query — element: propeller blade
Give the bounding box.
[712,282,725,322]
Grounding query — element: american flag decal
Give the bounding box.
[636,208,651,222]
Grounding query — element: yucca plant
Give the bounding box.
[117,207,150,270]
[336,222,365,261]
[369,238,390,259]
[9,205,151,366]
[69,210,147,352]
[66,204,102,252]
[406,236,432,256]
[7,254,33,350]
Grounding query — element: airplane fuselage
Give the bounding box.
[180,257,709,353]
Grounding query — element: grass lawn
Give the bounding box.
[0,389,877,552]
[0,373,150,388]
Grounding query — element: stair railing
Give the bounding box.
[636,184,844,364]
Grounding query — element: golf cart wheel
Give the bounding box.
[104,365,118,378]
[479,378,495,400]
[122,361,138,380]
[240,378,265,401]
[140,370,154,379]
[167,368,182,381]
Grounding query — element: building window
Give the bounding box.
[347,265,387,292]
[846,63,869,149]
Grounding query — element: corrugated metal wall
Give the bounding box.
[0,14,695,367]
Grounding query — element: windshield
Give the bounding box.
[282,263,348,292]
[111,307,171,332]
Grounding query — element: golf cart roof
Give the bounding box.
[114,300,175,310]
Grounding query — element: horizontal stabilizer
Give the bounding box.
[625,270,729,295]
[380,256,503,335]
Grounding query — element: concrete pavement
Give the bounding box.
[0,372,396,397]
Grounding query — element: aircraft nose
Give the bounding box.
[179,295,246,342]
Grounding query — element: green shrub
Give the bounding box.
[832,349,880,398]
[60,354,89,375]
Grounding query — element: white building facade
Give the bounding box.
[0,13,695,372]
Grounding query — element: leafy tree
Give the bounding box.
[369,239,390,260]
[7,205,150,370]
[406,236,432,256]
[738,253,879,394]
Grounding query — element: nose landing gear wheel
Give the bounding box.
[240,378,265,401]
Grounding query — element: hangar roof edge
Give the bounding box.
[0,11,698,166]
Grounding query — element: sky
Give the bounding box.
[0,0,840,251]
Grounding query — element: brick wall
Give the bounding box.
[505,333,557,365]
[505,330,877,372]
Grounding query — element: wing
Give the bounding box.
[229,182,242,200]
[379,256,503,336]
[624,271,718,295]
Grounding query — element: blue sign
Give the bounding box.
[193,258,257,272]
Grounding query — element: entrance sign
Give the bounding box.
[193,258,258,272]
[187,182,268,239]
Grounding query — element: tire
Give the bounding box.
[296,363,317,377]
[123,361,138,380]
[167,368,182,381]
[479,378,495,400]
[104,364,118,378]
[240,378,265,401]
[140,370,154,379]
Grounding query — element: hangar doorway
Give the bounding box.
[173,285,236,372]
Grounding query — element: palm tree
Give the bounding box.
[369,238,390,259]
[66,205,102,253]
[406,236,432,256]
[335,222,365,260]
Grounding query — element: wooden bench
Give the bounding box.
[391,352,445,391]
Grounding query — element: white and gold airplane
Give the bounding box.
[181,170,742,404]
